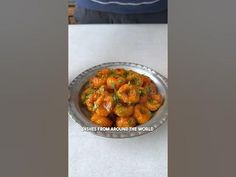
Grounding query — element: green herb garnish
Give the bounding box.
[110,70,117,77]
[145,86,151,94]
[138,89,145,95]
[118,79,123,84]
[134,78,141,86]
[112,93,119,103]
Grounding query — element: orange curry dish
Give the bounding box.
[80,68,164,127]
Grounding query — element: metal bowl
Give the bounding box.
[68,62,168,138]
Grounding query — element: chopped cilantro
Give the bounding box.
[112,93,119,103]
[111,82,116,89]
[110,70,117,77]
[138,89,145,95]
[135,78,141,86]
[145,86,151,94]
[118,79,123,84]
[149,99,154,103]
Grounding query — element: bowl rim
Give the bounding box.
[68,62,168,138]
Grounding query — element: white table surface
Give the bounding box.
[69,24,168,177]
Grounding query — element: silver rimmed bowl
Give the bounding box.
[68,62,168,138]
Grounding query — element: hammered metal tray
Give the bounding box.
[68,62,168,138]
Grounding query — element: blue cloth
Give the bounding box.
[76,0,167,14]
